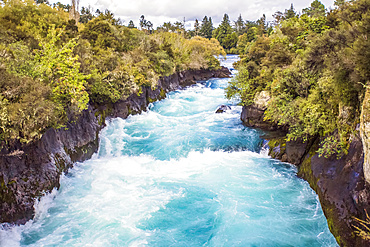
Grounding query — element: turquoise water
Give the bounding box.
[0,55,338,246]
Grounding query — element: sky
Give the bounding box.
[51,0,336,29]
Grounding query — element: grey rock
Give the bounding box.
[215,105,231,113]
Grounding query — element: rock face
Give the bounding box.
[0,67,231,225]
[0,106,100,224]
[266,135,315,165]
[360,87,370,184]
[298,136,370,247]
[253,91,270,110]
[241,105,280,131]
[241,104,370,247]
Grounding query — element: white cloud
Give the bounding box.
[52,0,335,28]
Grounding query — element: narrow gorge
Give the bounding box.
[0,66,230,225]
[0,56,340,246]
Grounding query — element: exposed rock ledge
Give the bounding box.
[241,104,370,247]
[0,67,231,225]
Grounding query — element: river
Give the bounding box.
[0,55,338,246]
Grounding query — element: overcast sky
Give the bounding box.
[51,0,335,29]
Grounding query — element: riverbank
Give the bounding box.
[0,67,231,225]
[241,104,370,247]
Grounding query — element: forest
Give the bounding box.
[1,0,369,158]
[226,0,370,158]
[0,0,225,145]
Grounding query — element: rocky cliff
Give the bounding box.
[0,67,231,225]
[361,87,370,185]
[241,104,370,247]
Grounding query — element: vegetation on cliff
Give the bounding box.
[354,213,370,242]
[0,0,225,145]
[226,0,370,157]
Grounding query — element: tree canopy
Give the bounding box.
[226,0,370,159]
[0,0,226,145]
[200,16,214,39]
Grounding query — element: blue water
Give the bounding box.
[0,55,338,246]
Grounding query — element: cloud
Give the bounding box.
[54,0,335,28]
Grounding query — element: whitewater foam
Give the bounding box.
[0,54,338,247]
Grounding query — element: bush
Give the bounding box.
[227,0,369,156]
[0,0,227,146]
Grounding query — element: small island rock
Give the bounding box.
[215,105,231,113]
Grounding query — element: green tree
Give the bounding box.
[79,6,94,23]
[256,14,267,35]
[334,0,346,7]
[33,26,89,113]
[223,32,238,51]
[220,13,232,33]
[303,0,326,17]
[156,21,185,34]
[139,15,153,33]
[157,22,174,32]
[0,0,228,145]
[0,69,59,143]
[174,21,185,33]
[213,13,233,49]
[80,12,127,51]
[128,20,135,28]
[234,14,246,35]
[284,4,297,20]
[194,19,200,35]
[273,11,284,26]
[200,16,213,39]
[35,0,50,4]
[227,0,370,158]
[53,2,70,12]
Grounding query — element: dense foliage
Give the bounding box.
[0,0,225,145]
[189,12,269,53]
[226,0,370,157]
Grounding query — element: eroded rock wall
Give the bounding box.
[360,87,370,184]
[0,67,230,224]
[241,104,370,247]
